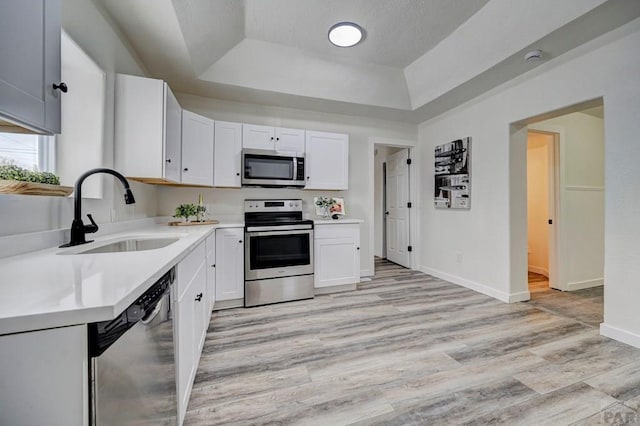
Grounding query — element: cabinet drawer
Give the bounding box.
[177,242,206,300]
[314,224,359,240]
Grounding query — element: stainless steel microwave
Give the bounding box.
[242,149,306,187]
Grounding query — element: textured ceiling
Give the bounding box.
[242,0,489,67]
[97,0,640,123]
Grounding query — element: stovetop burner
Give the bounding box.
[244,199,313,228]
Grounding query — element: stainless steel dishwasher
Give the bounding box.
[88,269,176,425]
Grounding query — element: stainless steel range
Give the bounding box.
[244,199,314,307]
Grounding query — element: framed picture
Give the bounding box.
[330,197,345,215]
[434,137,471,209]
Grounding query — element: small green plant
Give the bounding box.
[0,164,60,185]
[174,203,199,221]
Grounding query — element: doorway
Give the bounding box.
[516,99,605,325]
[374,145,411,269]
[526,131,557,293]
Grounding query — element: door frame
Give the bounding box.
[369,137,418,275]
[526,130,561,290]
[382,161,387,259]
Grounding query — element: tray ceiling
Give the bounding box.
[97,0,640,123]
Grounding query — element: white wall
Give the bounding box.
[416,17,640,346]
[158,94,417,277]
[527,134,550,276]
[0,0,157,238]
[531,112,605,291]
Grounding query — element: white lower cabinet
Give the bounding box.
[314,223,361,288]
[0,325,88,426]
[206,232,216,314]
[175,241,209,425]
[215,227,245,304]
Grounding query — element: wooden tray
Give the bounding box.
[169,220,219,226]
[0,180,73,197]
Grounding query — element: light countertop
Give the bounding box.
[0,221,242,335]
[313,218,364,224]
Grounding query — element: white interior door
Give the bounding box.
[385,149,410,268]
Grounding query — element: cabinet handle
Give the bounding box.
[165,158,171,163]
[270,137,274,141]
[53,82,68,93]
[236,172,240,176]
[276,137,280,141]
[306,176,310,180]
[239,240,243,243]
[357,247,360,250]
[195,293,203,302]
[183,168,188,172]
[211,264,215,268]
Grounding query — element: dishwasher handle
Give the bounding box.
[88,269,174,357]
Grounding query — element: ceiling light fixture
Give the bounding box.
[328,22,364,47]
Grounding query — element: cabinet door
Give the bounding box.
[214,121,242,187]
[163,85,182,182]
[275,127,305,153]
[206,233,216,313]
[0,0,61,134]
[305,131,349,190]
[192,262,208,353]
[0,325,87,426]
[215,228,245,301]
[314,224,360,288]
[181,110,214,186]
[242,124,275,150]
[175,279,195,425]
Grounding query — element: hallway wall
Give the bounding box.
[416,17,640,347]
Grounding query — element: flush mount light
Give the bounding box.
[328,22,364,47]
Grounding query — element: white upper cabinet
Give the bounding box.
[242,124,305,153]
[181,110,214,186]
[214,121,242,188]
[115,74,182,183]
[0,0,62,134]
[304,131,349,190]
[275,127,305,152]
[242,124,274,150]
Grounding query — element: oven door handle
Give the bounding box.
[246,229,313,237]
[246,225,313,232]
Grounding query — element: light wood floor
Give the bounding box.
[184,259,637,425]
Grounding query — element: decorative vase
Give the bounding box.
[322,205,331,219]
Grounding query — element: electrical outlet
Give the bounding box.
[456,251,463,263]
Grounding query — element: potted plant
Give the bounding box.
[314,196,336,219]
[0,164,72,196]
[173,203,199,222]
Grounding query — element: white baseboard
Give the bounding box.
[360,269,373,277]
[567,278,604,291]
[213,299,244,310]
[417,265,530,303]
[315,283,357,295]
[527,266,549,277]
[600,323,640,349]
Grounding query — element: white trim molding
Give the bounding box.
[417,265,530,303]
[567,277,604,291]
[564,185,605,191]
[601,323,640,349]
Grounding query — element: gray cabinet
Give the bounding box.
[0,0,62,134]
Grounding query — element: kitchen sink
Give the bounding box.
[60,235,184,255]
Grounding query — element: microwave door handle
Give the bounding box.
[293,157,298,181]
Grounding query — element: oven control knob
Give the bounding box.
[289,202,293,207]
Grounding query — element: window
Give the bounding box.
[0,133,55,172]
